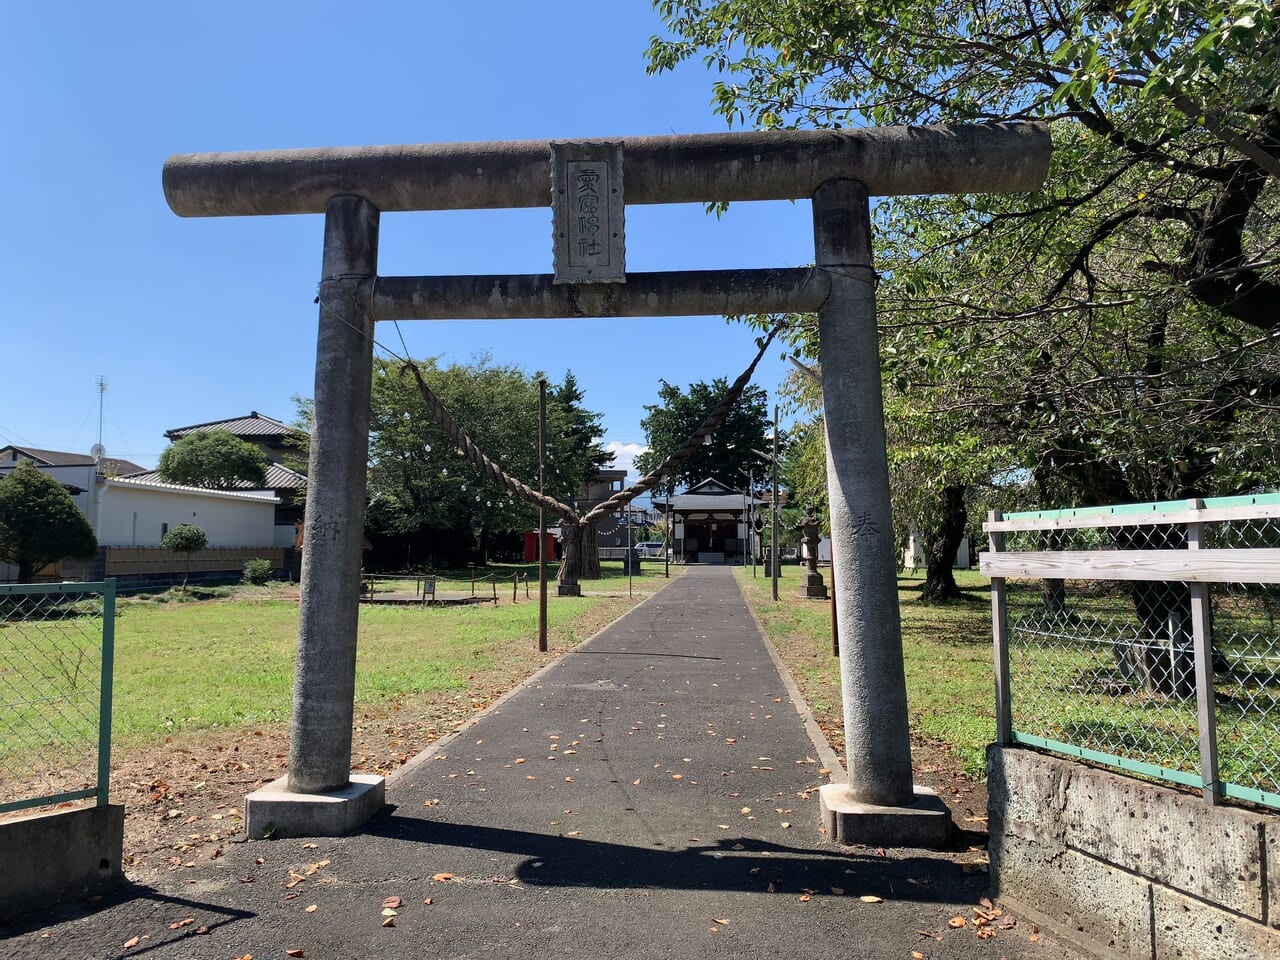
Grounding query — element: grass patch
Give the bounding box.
[734,565,995,777]
[2,574,656,761]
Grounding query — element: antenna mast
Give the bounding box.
[92,376,108,462]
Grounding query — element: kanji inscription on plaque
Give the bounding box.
[551,141,625,284]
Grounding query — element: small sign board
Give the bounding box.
[551,141,625,284]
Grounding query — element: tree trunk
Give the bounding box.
[17,559,35,584]
[1111,525,1196,698]
[558,522,602,583]
[919,485,967,603]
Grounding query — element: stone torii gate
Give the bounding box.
[163,123,1050,844]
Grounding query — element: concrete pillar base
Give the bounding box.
[245,773,385,840]
[556,583,582,597]
[797,572,828,599]
[819,783,951,848]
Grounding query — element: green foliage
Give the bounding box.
[633,378,774,489]
[162,523,207,589]
[650,0,1280,506]
[243,557,273,585]
[161,523,208,554]
[365,356,611,566]
[157,429,269,490]
[0,460,98,582]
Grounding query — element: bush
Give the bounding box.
[243,557,273,585]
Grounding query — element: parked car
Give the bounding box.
[635,541,668,558]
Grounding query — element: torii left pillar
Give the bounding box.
[244,196,386,838]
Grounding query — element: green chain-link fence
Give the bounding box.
[984,496,1280,810]
[0,580,115,814]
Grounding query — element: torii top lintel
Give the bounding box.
[163,123,1050,218]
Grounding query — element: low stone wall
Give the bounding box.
[1,805,124,914]
[988,745,1279,959]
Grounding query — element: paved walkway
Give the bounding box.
[9,566,1078,959]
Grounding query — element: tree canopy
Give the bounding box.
[633,379,774,491]
[649,0,1279,507]
[0,461,98,582]
[365,357,612,567]
[157,429,269,490]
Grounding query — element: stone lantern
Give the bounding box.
[796,512,828,599]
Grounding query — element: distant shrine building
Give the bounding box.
[657,478,763,564]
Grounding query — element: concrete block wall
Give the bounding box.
[1,805,124,915]
[988,746,1279,959]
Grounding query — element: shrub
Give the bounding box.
[243,557,273,585]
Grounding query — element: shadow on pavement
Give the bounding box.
[367,810,978,902]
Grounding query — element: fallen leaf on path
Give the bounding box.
[122,935,143,948]
[286,951,305,958]
[423,897,433,905]
[382,917,396,928]
[912,952,925,959]
[382,896,403,909]
[858,894,883,903]
[948,916,967,928]
[302,842,317,849]
[168,918,195,929]
[305,904,317,913]
[711,918,729,925]
[632,779,641,785]
[799,894,812,902]
[432,872,455,882]
[381,908,398,917]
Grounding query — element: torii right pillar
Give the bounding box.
[814,178,949,846]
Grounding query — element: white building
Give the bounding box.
[1,445,279,582]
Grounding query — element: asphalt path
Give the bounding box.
[7,565,1079,959]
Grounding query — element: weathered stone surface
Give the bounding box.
[2,804,124,914]
[1151,885,1280,959]
[1267,823,1279,929]
[992,832,1151,960]
[245,774,385,840]
[987,743,1063,838]
[989,746,1267,919]
[819,783,950,848]
[164,123,1052,217]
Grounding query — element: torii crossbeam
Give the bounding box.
[163,123,1051,844]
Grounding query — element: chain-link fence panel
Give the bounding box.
[0,581,114,814]
[1005,577,1203,786]
[989,496,1280,811]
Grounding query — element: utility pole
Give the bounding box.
[771,403,780,602]
[537,379,548,653]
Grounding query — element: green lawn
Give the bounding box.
[2,568,662,765]
[734,565,995,776]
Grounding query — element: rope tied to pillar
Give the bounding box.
[399,361,579,522]
[579,319,785,525]
[397,317,786,528]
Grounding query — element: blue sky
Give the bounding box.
[2,2,815,479]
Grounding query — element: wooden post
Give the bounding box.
[988,511,1013,745]
[537,379,548,652]
[1186,499,1221,804]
